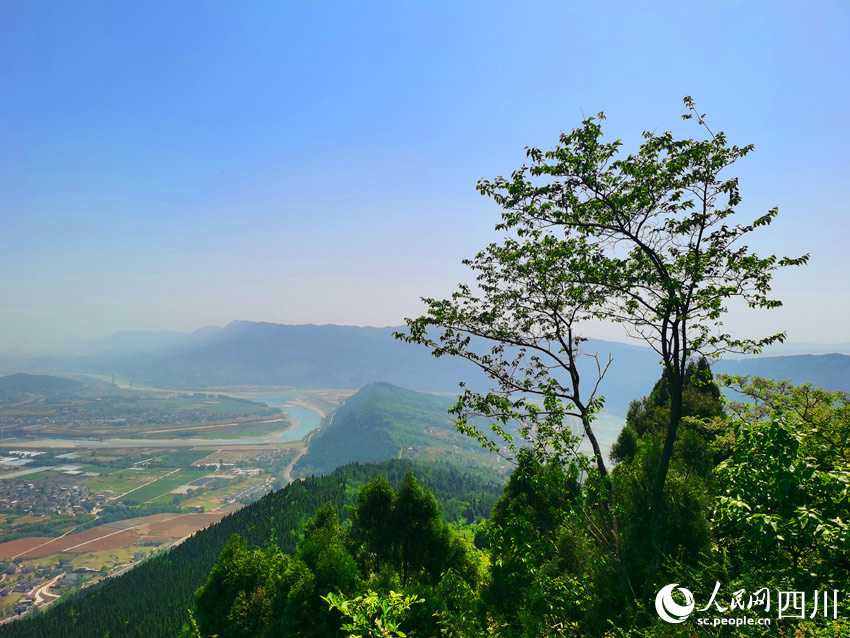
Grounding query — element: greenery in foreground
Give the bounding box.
[186,373,849,637]
[190,471,482,638]
[367,99,846,636]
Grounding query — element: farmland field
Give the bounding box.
[118,470,209,504]
[0,511,227,560]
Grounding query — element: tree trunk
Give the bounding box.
[642,368,683,599]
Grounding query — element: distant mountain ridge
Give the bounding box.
[143,321,485,391]
[101,322,666,414]
[714,353,850,394]
[2,321,848,415]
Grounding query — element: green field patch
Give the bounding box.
[181,496,220,510]
[121,470,209,504]
[20,552,75,568]
[181,478,253,510]
[0,591,24,616]
[84,469,160,494]
[72,545,141,571]
[0,513,89,543]
[276,441,304,449]
[148,492,183,506]
[0,383,281,442]
[12,469,53,480]
[194,421,285,440]
[77,464,125,477]
[82,454,126,464]
[146,449,209,467]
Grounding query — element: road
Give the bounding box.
[144,416,285,435]
[32,573,64,605]
[281,411,333,484]
[281,434,312,485]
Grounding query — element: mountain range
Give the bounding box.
[1,321,848,416]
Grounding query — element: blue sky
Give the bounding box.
[1,1,848,352]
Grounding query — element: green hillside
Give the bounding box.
[0,372,82,395]
[0,460,501,638]
[295,382,509,480]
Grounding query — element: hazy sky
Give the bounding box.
[2,1,849,353]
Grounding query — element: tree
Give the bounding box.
[350,475,397,573]
[194,534,281,638]
[723,375,850,466]
[391,471,451,587]
[482,451,589,636]
[297,502,360,589]
[611,356,723,468]
[714,376,850,592]
[292,503,360,637]
[351,471,459,588]
[397,97,807,597]
[604,359,723,611]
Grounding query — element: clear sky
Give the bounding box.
[2,0,848,353]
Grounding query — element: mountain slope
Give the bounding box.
[137,322,848,411]
[82,327,222,357]
[295,382,507,479]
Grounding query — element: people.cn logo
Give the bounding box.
[655,584,695,623]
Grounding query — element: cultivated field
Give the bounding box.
[0,511,227,560]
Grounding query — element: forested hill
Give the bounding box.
[295,382,508,479]
[0,372,81,395]
[0,460,501,638]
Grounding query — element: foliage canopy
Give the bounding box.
[397,96,809,603]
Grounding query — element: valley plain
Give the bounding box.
[0,376,350,621]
